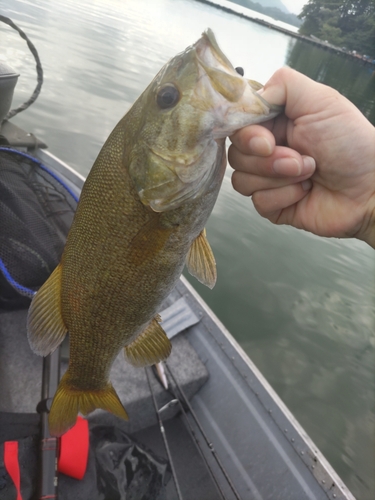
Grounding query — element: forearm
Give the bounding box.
[357,126,375,249]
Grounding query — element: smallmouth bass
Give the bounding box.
[27,29,281,436]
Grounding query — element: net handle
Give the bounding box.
[0,15,43,122]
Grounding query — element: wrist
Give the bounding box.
[357,126,375,249]
[357,199,375,249]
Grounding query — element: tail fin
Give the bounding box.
[48,372,128,437]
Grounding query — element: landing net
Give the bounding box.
[0,147,77,308]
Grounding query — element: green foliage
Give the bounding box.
[319,23,344,44]
[299,0,375,56]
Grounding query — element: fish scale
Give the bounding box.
[27,29,281,436]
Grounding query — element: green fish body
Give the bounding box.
[27,29,280,436]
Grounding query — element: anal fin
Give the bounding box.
[27,263,68,356]
[124,316,172,367]
[186,228,217,289]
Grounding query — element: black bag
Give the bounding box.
[0,413,170,500]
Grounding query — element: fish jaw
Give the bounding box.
[193,28,281,138]
[128,29,282,213]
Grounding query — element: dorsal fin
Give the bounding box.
[186,228,216,289]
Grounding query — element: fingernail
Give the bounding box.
[301,179,312,191]
[302,156,316,173]
[273,157,301,176]
[249,136,272,156]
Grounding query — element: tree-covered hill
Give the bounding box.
[229,0,302,27]
[298,0,375,56]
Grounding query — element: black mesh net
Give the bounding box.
[0,147,78,309]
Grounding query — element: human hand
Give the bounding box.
[228,67,375,248]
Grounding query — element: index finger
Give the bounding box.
[229,123,276,156]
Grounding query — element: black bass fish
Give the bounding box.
[27,29,281,436]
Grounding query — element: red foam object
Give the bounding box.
[4,441,23,500]
[58,416,89,480]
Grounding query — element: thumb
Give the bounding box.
[259,67,329,120]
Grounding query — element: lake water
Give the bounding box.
[1,0,374,498]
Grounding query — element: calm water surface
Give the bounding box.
[1,0,374,498]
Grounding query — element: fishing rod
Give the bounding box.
[149,361,242,500]
[145,366,183,500]
[164,361,242,500]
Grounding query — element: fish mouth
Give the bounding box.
[194,29,246,105]
[193,29,282,128]
[195,29,236,74]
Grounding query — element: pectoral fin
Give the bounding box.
[186,228,216,289]
[124,316,172,367]
[128,216,173,266]
[27,263,68,356]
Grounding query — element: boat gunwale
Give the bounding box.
[179,275,355,500]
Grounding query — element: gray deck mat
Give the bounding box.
[0,287,208,435]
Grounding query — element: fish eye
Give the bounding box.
[156,84,180,109]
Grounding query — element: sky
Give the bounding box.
[281,0,307,15]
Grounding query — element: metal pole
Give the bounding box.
[37,347,60,500]
[145,366,184,500]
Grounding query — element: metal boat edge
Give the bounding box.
[179,275,356,500]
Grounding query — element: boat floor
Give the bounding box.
[132,416,219,499]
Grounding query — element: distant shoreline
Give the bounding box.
[196,0,375,66]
